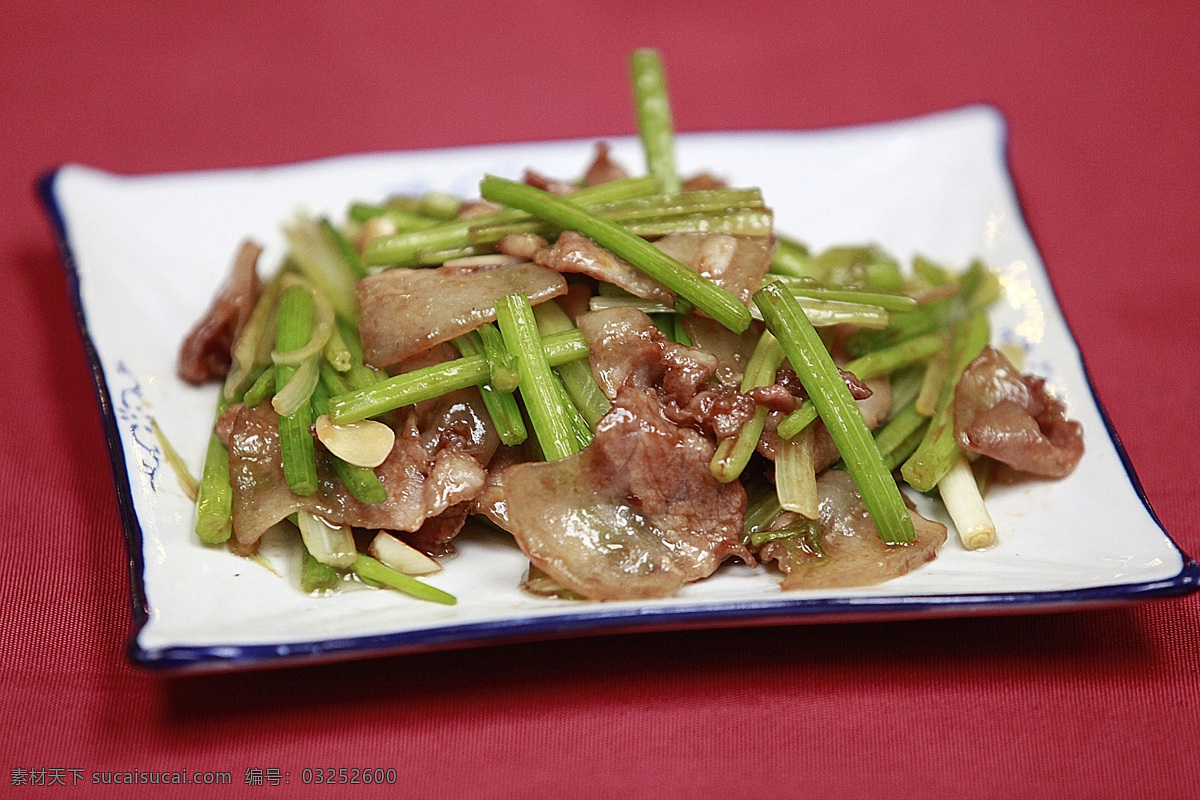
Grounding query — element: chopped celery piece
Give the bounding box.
[480,175,751,333]
[630,48,680,193]
[364,176,656,267]
[710,330,784,483]
[451,330,528,447]
[900,313,990,492]
[274,285,318,496]
[352,555,457,605]
[301,547,342,593]
[533,301,611,427]
[754,282,914,544]
[328,329,589,424]
[495,293,580,461]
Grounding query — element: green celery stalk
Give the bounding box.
[630,48,680,193]
[451,330,528,447]
[274,285,318,496]
[353,555,456,605]
[900,313,990,492]
[495,293,580,461]
[532,300,611,427]
[710,330,784,483]
[754,282,914,544]
[480,175,751,333]
[327,329,589,424]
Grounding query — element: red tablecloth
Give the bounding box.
[3,2,1198,797]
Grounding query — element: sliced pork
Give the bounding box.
[536,231,675,303]
[582,142,629,186]
[759,470,947,589]
[953,347,1084,478]
[576,306,761,438]
[535,231,775,309]
[178,241,261,384]
[523,170,577,196]
[503,387,750,600]
[357,260,567,367]
[576,306,715,399]
[223,379,497,550]
[680,316,762,388]
[468,445,527,530]
[682,173,728,191]
[653,232,775,307]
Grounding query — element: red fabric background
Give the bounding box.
[2,1,1198,797]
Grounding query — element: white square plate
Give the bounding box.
[42,105,1198,672]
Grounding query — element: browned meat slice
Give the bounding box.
[403,503,472,557]
[468,445,527,530]
[680,316,763,388]
[224,383,496,548]
[536,231,675,303]
[759,470,947,590]
[574,306,758,437]
[756,375,891,467]
[496,233,548,260]
[456,199,503,219]
[576,306,704,399]
[519,142,629,195]
[357,261,567,367]
[682,173,728,191]
[653,232,775,307]
[535,231,774,309]
[404,344,503,462]
[775,366,874,404]
[178,240,261,384]
[582,142,630,186]
[953,347,1084,478]
[664,385,758,440]
[503,387,750,600]
[576,306,880,446]
[523,170,577,196]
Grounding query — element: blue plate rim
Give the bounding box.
[37,109,1200,674]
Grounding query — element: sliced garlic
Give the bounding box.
[368,531,442,575]
[314,415,395,468]
[357,215,396,252]
[296,511,358,569]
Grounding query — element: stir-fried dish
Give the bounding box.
[177,50,1083,604]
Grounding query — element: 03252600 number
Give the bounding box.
[301,767,397,785]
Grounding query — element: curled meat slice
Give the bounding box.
[405,344,504,461]
[503,388,750,600]
[953,347,1084,478]
[357,261,567,367]
[576,307,717,400]
[536,231,674,303]
[582,142,629,186]
[178,240,261,384]
[225,388,495,549]
[496,233,548,261]
[682,173,728,191]
[756,374,891,470]
[457,199,502,219]
[403,503,472,557]
[654,233,775,307]
[577,306,881,446]
[535,232,774,309]
[576,307,759,438]
[759,470,947,590]
[523,169,577,196]
[468,445,527,530]
[681,316,762,388]
[521,142,629,194]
